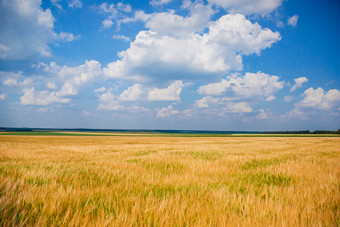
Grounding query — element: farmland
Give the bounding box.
[0,134,339,226]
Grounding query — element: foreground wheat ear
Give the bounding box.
[0,135,339,226]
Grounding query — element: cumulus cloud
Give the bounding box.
[198,72,284,100]
[0,93,8,100]
[57,32,81,42]
[51,60,102,97]
[147,81,187,101]
[195,96,253,116]
[68,0,82,8]
[1,71,32,87]
[282,87,340,120]
[266,95,276,101]
[17,60,102,106]
[112,35,131,42]
[257,109,269,119]
[150,0,173,6]
[20,88,71,105]
[290,76,308,92]
[96,81,187,111]
[287,15,299,27]
[0,0,79,60]
[296,87,340,110]
[3,78,18,87]
[281,107,307,120]
[94,87,106,93]
[98,90,123,110]
[99,2,132,30]
[224,102,253,113]
[208,0,283,15]
[195,96,220,108]
[156,105,179,118]
[104,14,280,82]
[145,2,214,38]
[119,84,144,101]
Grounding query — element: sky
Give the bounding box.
[0,0,339,131]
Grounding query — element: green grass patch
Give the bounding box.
[242,172,293,187]
[133,151,157,156]
[188,151,222,160]
[0,132,112,136]
[25,176,50,186]
[242,157,292,170]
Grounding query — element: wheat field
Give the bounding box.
[0,135,339,226]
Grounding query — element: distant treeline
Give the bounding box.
[0,127,339,134]
[266,130,340,134]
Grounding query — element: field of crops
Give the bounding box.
[0,135,339,226]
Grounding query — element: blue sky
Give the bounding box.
[0,0,339,131]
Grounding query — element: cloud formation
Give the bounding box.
[208,0,283,15]
[104,13,280,82]
[198,72,284,100]
[290,76,308,92]
[17,60,102,106]
[0,0,78,60]
[157,105,179,118]
[297,87,340,110]
[287,15,299,27]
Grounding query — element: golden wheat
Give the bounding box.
[0,135,339,226]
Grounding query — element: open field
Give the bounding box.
[0,135,339,226]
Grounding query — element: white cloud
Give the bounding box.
[281,107,307,120]
[290,76,308,92]
[51,0,62,9]
[98,90,123,111]
[284,95,294,102]
[0,0,54,59]
[224,102,252,113]
[47,82,57,90]
[0,93,8,100]
[145,2,214,38]
[0,0,78,60]
[194,96,253,116]
[150,0,173,6]
[198,72,284,100]
[99,2,132,30]
[287,15,299,27]
[2,72,32,87]
[51,60,102,97]
[157,105,179,118]
[147,81,187,101]
[15,60,102,106]
[20,88,71,105]
[208,0,283,15]
[119,84,144,101]
[282,87,340,119]
[3,78,18,87]
[104,14,280,82]
[57,32,81,42]
[257,109,269,119]
[297,87,340,110]
[102,19,114,29]
[94,87,106,93]
[266,95,276,101]
[69,0,82,8]
[112,35,131,42]
[195,96,220,108]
